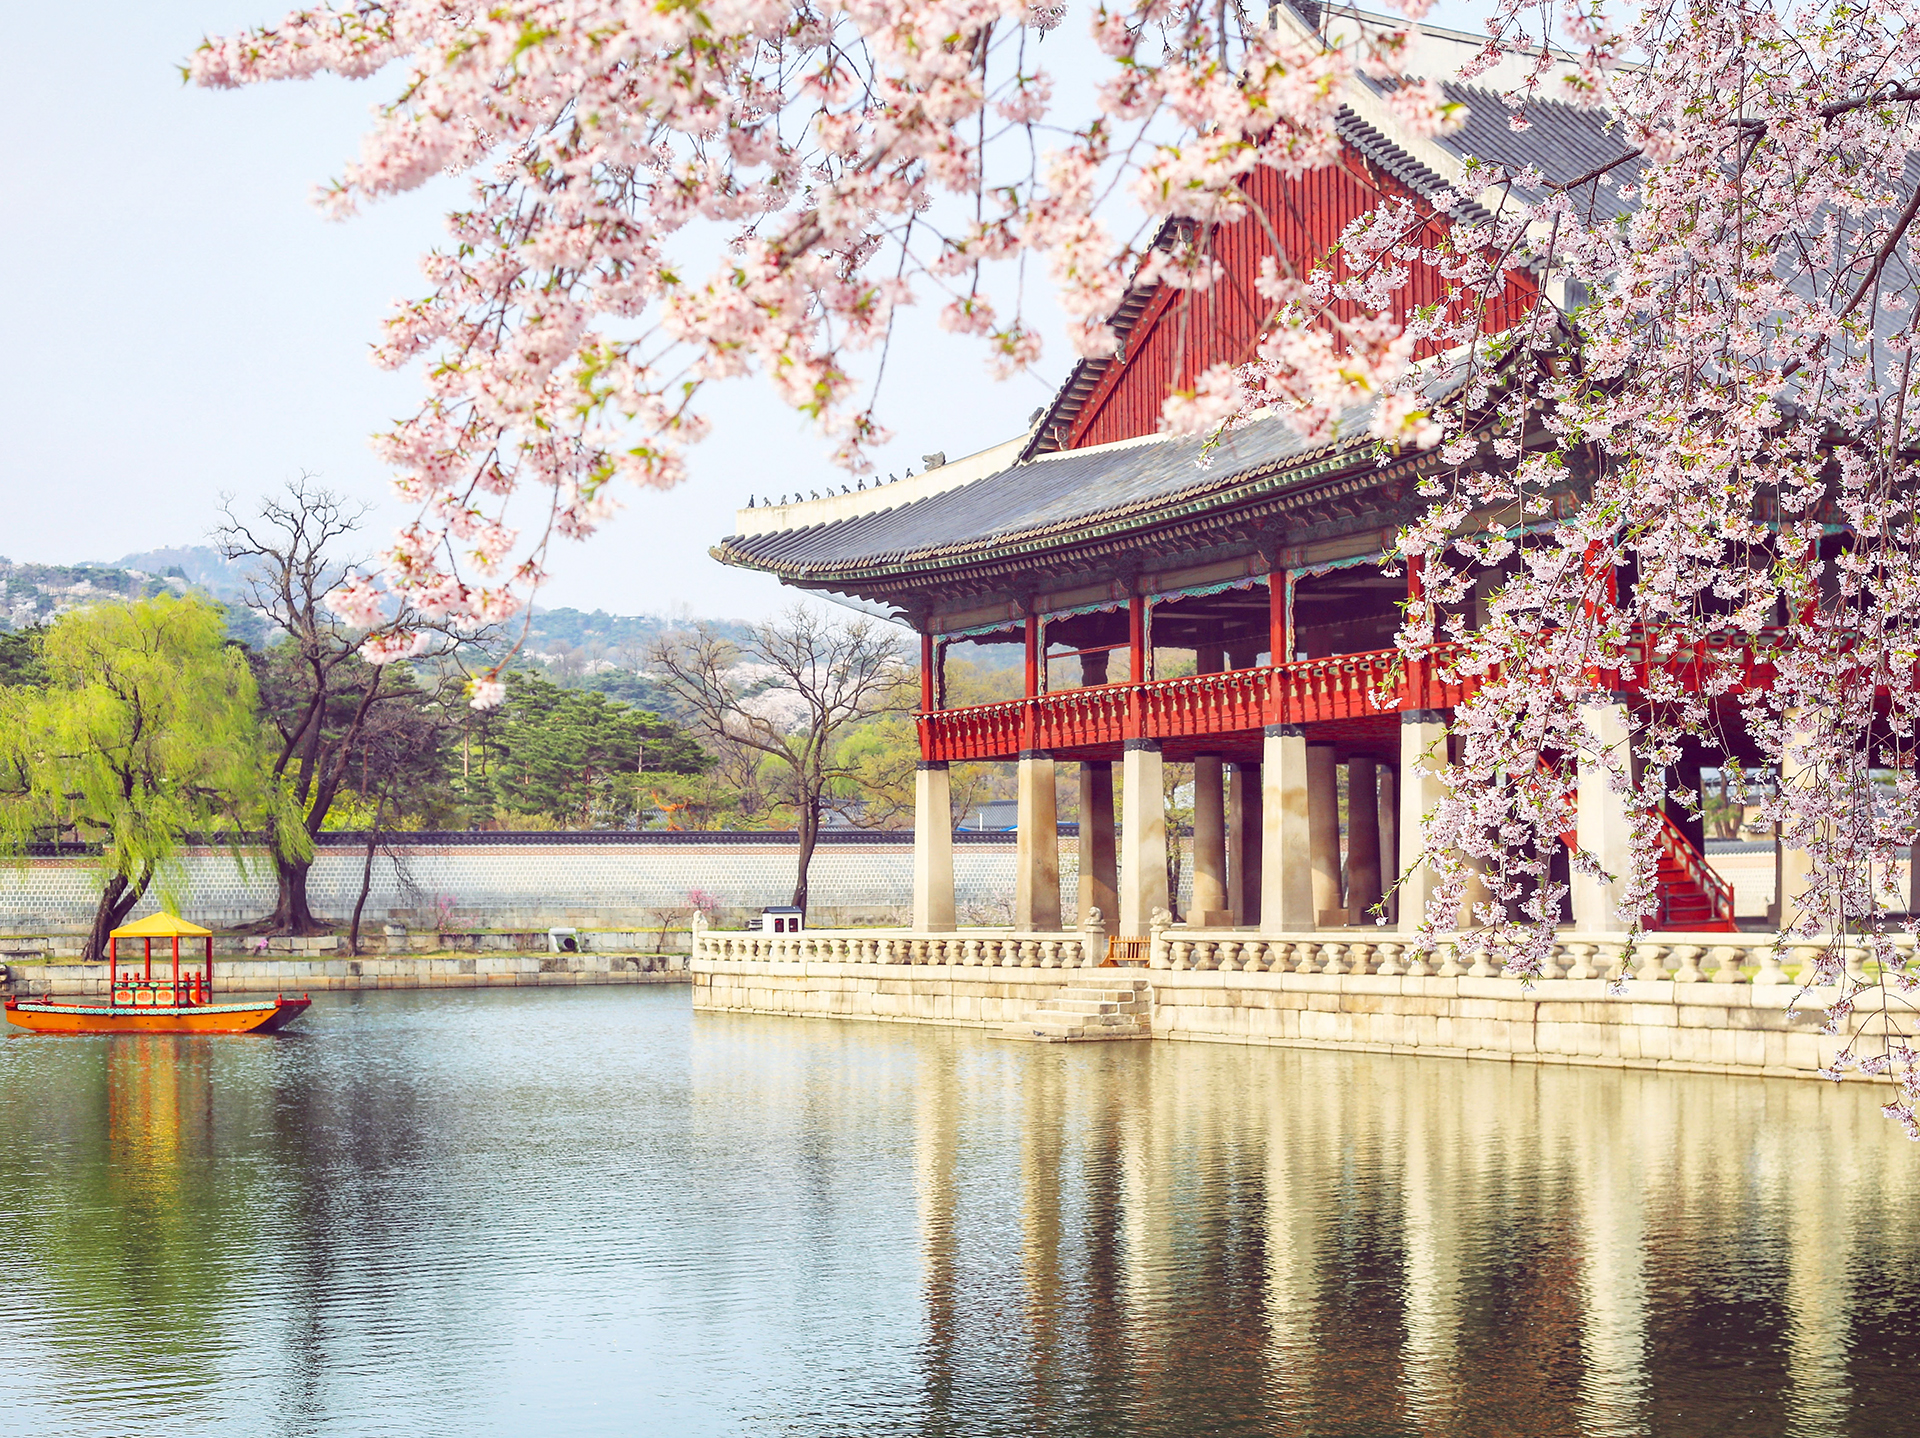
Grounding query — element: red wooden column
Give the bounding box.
[918,631,936,762]
[1127,596,1147,738]
[1266,571,1289,725]
[1403,554,1426,710]
[1022,615,1041,749]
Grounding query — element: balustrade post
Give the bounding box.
[1040,940,1060,969]
[1537,944,1566,981]
[1629,941,1665,983]
[1562,943,1597,980]
[1752,941,1790,985]
[1344,942,1374,976]
[1710,943,1748,984]
[1170,940,1192,971]
[1373,941,1404,976]
[1435,943,1466,978]
[1793,944,1833,986]
[1670,944,1706,983]
[1215,939,1240,973]
[1318,942,1346,975]
[1292,940,1319,974]
[1467,947,1499,979]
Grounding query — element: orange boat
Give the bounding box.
[3,912,310,1036]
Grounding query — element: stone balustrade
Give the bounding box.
[696,929,1103,968]
[694,926,1898,986]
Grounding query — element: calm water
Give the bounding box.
[1,987,1916,1437]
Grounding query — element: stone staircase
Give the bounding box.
[997,982,1151,1042]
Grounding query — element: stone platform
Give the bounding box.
[691,955,1867,1081]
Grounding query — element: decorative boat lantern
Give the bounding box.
[4,913,311,1035]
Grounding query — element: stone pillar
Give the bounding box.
[1346,757,1382,925]
[1306,744,1342,925]
[1078,761,1118,931]
[1262,725,1315,930]
[1228,761,1262,927]
[1119,739,1168,935]
[1190,755,1230,927]
[1378,765,1399,926]
[1014,750,1060,931]
[1572,697,1634,933]
[1397,711,1450,936]
[913,760,955,932]
[1778,707,1825,933]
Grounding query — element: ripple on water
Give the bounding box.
[3,986,1918,1437]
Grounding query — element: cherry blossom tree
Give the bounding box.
[192,0,1920,1113]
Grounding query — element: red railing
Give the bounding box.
[1652,810,1737,929]
[917,628,1814,763]
[1142,668,1271,737]
[921,648,1421,761]
[1271,650,1403,724]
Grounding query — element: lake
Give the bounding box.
[1,985,1914,1436]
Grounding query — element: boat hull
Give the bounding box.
[3,996,311,1035]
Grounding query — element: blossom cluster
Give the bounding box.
[193,0,1418,666]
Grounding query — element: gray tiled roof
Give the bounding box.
[715,408,1376,581]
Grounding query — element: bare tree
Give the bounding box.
[649,606,909,912]
[217,477,481,933]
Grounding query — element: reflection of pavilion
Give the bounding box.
[905,1041,1899,1431]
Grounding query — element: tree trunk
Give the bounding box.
[348,792,389,957]
[792,794,821,913]
[84,866,154,965]
[271,852,325,934]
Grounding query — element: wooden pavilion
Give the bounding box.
[715,11,1743,941]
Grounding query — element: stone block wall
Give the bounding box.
[691,960,1854,1081]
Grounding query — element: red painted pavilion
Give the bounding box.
[715,11,1742,941]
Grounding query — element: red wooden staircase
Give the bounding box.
[1537,762,1738,931]
[1648,812,1739,932]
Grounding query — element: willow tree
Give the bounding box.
[0,597,298,962]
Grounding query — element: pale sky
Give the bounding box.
[3,2,1064,621]
[5,3,1492,621]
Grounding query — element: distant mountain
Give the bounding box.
[109,546,251,599]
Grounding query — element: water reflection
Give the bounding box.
[1,990,1916,1437]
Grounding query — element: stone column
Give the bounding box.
[1119,739,1168,935]
[913,760,955,932]
[1014,749,1060,931]
[1306,744,1342,925]
[1262,725,1315,930]
[1397,711,1450,936]
[1078,761,1118,931]
[1346,757,1382,925]
[1378,765,1399,926]
[1778,707,1826,933]
[1572,696,1634,932]
[1190,755,1231,928]
[1228,761,1263,927]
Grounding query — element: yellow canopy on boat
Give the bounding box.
[109,912,212,939]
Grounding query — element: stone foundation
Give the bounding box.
[691,960,1859,1081]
